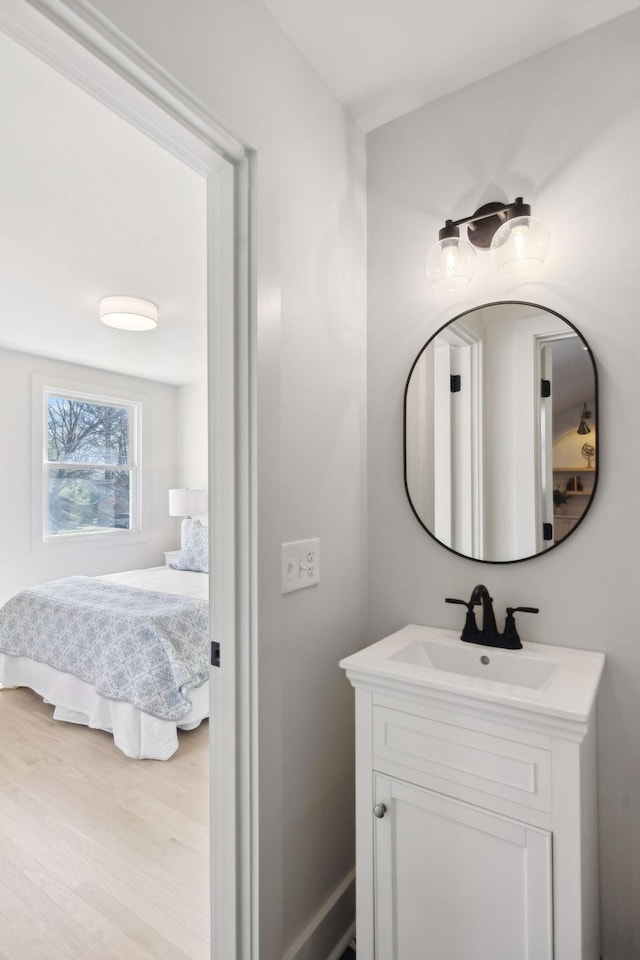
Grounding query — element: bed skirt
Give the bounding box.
[0,654,209,760]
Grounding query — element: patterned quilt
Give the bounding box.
[0,576,209,721]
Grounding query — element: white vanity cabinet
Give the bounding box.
[340,624,605,960]
[373,773,553,960]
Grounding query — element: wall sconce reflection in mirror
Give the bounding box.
[577,403,592,435]
[424,197,550,291]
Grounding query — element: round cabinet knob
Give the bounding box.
[373,802,387,819]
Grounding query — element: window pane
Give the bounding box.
[47,397,130,464]
[48,469,131,535]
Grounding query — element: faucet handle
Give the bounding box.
[445,597,481,640]
[502,606,539,649]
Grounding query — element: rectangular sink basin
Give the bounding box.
[391,636,558,689]
[340,624,605,721]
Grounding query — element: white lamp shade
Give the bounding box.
[425,236,476,290]
[169,488,207,517]
[99,295,158,331]
[490,216,550,274]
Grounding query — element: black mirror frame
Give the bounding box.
[403,300,599,564]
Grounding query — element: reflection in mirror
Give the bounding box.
[404,302,598,563]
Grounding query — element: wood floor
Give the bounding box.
[0,687,210,960]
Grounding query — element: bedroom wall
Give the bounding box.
[177,380,208,491]
[0,347,178,606]
[75,2,368,958]
[366,10,640,958]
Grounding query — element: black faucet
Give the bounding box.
[445,585,539,649]
[469,584,500,641]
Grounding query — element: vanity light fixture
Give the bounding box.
[425,197,550,291]
[577,403,592,435]
[99,295,158,331]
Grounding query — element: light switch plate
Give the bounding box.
[281,538,320,594]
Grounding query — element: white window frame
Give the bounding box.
[33,375,147,548]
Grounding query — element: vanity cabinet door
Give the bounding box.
[373,775,553,960]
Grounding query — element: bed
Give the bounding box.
[0,556,210,762]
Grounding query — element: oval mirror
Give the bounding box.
[404,301,598,563]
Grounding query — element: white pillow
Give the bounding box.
[171,519,209,573]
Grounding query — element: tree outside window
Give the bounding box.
[44,391,139,538]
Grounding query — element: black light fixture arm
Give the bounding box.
[438,197,531,247]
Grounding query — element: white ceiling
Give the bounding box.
[262,0,640,131]
[0,30,207,386]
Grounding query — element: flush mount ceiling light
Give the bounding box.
[99,295,158,331]
[425,197,550,291]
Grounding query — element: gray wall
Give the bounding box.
[81,2,368,958]
[177,380,208,491]
[367,11,640,959]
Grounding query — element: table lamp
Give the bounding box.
[169,488,207,545]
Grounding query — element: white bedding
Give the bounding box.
[0,565,210,761]
[101,564,209,601]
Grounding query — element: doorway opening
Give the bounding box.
[0,3,254,958]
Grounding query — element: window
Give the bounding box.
[43,388,141,540]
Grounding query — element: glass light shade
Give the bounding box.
[99,295,158,331]
[168,487,207,517]
[490,216,550,275]
[425,237,476,290]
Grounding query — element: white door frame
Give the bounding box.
[432,323,484,558]
[534,330,577,553]
[0,3,256,957]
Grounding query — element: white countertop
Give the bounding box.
[340,624,605,723]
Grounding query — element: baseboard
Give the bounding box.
[283,868,355,960]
